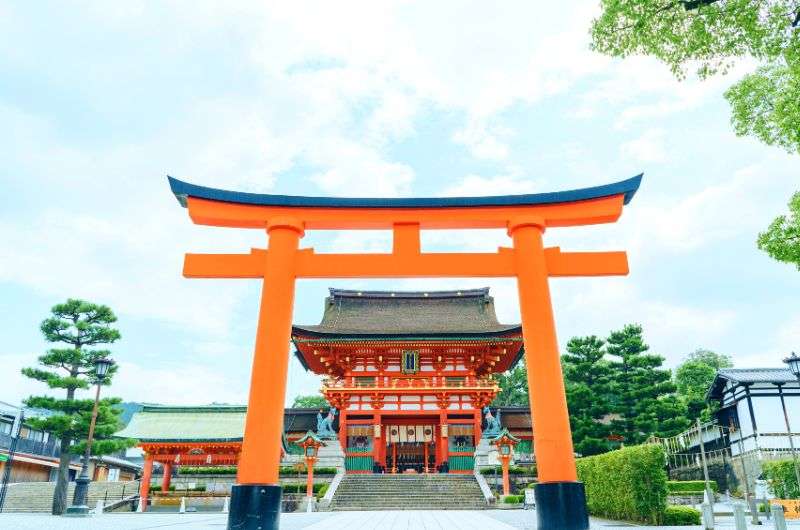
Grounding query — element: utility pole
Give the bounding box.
[730,418,758,525]
[696,419,715,504]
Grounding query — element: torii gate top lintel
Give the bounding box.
[168,174,642,230]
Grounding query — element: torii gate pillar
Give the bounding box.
[168,174,642,530]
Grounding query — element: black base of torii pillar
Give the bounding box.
[535,482,589,530]
[228,484,282,530]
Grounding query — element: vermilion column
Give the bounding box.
[237,218,303,485]
[161,461,172,492]
[509,218,576,482]
[139,454,153,512]
[510,217,587,530]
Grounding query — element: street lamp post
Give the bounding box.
[65,356,114,517]
[781,352,800,494]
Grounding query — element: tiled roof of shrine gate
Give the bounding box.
[292,288,521,338]
[168,174,642,208]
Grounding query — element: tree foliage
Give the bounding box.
[492,360,530,406]
[21,299,135,514]
[675,349,733,421]
[291,394,329,408]
[564,336,614,455]
[591,0,800,155]
[758,191,800,268]
[606,324,689,444]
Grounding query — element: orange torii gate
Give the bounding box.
[168,174,642,530]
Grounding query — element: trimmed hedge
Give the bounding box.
[502,495,523,504]
[281,483,327,494]
[179,466,237,475]
[176,465,339,476]
[576,444,668,525]
[763,459,800,499]
[663,506,701,525]
[479,465,533,475]
[667,480,718,494]
[279,466,338,476]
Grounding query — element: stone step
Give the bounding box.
[329,474,487,511]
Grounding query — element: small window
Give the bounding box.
[402,350,419,374]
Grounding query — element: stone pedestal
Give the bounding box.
[474,437,500,470]
[314,439,346,471]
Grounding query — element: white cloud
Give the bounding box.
[620,129,667,164]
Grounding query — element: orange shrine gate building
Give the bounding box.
[292,287,528,474]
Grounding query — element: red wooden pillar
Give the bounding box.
[161,461,172,492]
[473,409,482,445]
[373,412,382,471]
[438,411,448,469]
[339,410,348,451]
[139,454,153,512]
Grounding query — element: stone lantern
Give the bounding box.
[490,428,520,497]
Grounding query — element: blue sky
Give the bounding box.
[1,2,798,407]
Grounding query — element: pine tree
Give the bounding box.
[21,299,135,515]
[605,324,690,444]
[492,360,530,406]
[675,349,733,421]
[563,335,614,455]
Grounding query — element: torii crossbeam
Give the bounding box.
[168,174,642,530]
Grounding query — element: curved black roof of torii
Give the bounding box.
[168,174,642,209]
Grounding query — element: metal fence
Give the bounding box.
[0,432,60,459]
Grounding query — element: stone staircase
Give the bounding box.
[0,480,139,513]
[329,474,488,511]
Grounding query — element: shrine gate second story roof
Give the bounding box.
[292,287,520,338]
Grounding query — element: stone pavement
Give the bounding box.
[0,511,798,529]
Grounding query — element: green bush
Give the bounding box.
[763,459,800,499]
[278,466,338,476]
[148,485,176,492]
[178,466,237,475]
[502,495,523,504]
[667,481,719,493]
[317,484,329,499]
[663,506,701,525]
[281,483,327,494]
[576,443,668,525]
[479,465,533,475]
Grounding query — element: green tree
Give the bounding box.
[591,0,800,155]
[492,360,530,406]
[675,349,733,421]
[758,191,800,269]
[21,299,135,515]
[606,324,689,444]
[563,335,614,455]
[291,394,329,408]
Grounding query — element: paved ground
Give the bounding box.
[0,511,798,529]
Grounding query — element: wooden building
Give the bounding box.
[291,287,527,473]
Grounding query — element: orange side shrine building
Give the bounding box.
[291,287,526,474]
